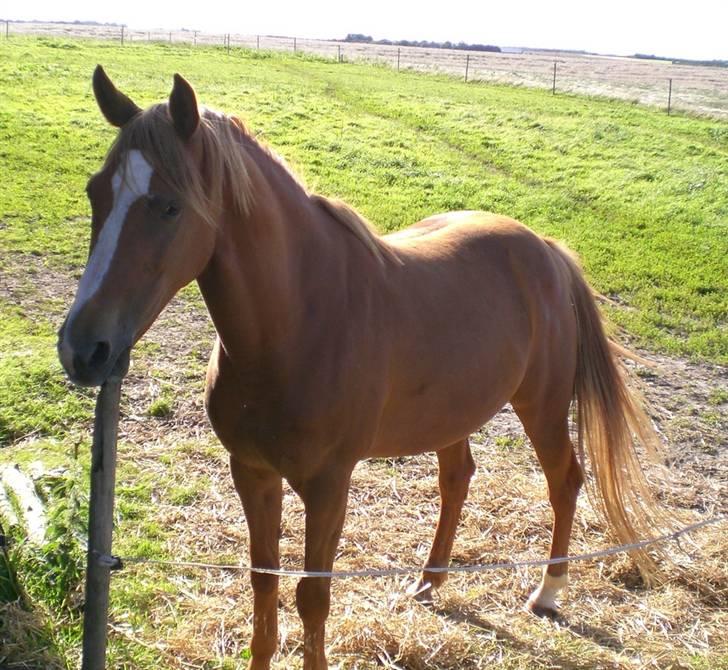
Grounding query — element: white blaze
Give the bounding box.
[72,149,153,310]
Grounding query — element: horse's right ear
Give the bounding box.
[92,65,141,128]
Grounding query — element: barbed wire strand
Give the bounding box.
[95,515,724,579]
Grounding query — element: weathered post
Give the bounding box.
[5,20,9,39]
[465,54,470,82]
[397,47,401,72]
[120,26,124,46]
[338,44,341,62]
[552,61,557,94]
[257,34,260,49]
[227,34,231,55]
[293,37,297,53]
[81,366,125,670]
[169,31,172,44]
[193,30,198,46]
[667,78,673,115]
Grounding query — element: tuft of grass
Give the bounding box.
[148,396,174,418]
[708,387,728,406]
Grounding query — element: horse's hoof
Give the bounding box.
[407,580,435,603]
[525,600,560,620]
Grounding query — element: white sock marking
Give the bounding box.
[527,571,568,612]
[71,150,153,312]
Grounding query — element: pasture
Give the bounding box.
[6,21,728,118]
[0,37,727,669]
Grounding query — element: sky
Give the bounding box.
[5,0,728,61]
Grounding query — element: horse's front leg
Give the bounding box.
[292,467,353,670]
[229,457,283,670]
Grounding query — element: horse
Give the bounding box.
[58,67,664,670]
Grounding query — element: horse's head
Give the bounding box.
[58,67,217,386]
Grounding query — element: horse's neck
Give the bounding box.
[196,141,370,373]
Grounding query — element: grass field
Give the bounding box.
[7,22,728,118]
[0,37,726,669]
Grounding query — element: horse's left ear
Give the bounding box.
[169,73,200,140]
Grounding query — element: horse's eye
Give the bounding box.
[163,202,180,218]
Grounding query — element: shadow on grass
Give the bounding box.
[431,600,625,669]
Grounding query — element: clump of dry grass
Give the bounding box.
[0,601,66,669]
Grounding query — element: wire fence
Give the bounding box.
[3,20,728,118]
[92,515,725,579]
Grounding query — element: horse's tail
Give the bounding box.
[546,239,667,579]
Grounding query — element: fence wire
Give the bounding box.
[94,515,724,579]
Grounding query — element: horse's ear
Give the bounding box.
[169,74,200,141]
[92,65,141,128]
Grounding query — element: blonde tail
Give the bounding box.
[546,239,668,579]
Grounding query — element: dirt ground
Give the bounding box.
[8,21,728,118]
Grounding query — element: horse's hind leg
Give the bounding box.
[513,404,583,618]
[413,438,475,602]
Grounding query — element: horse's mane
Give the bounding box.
[105,105,395,263]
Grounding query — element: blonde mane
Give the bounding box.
[106,104,396,263]
[309,195,398,264]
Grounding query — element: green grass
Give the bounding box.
[0,36,726,670]
[0,37,726,364]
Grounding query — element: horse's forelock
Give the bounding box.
[103,104,253,226]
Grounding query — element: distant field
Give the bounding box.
[6,20,728,118]
[0,37,726,670]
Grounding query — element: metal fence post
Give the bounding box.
[465,54,470,82]
[667,78,673,115]
[81,378,123,670]
[552,61,557,94]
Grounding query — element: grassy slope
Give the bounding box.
[0,37,726,669]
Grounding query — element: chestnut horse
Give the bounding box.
[59,67,662,669]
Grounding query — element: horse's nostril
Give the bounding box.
[89,341,111,368]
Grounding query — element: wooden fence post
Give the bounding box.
[397,48,401,72]
[169,31,172,43]
[465,54,470,82]
[337,44,341,62]
[120,26,124,46]
[5,20,9,39]
[257,34,260,49]
[193,30,197,46]
[552,61,557,94]
[293,37,297,53]
[227,34,231,55]
[667,78,673,115]
[81,376,123,670]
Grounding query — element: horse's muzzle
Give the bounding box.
[58,318,131,387]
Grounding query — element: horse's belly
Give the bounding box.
[370,341,527,457]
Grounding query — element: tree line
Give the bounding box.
[343,34,501,53]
